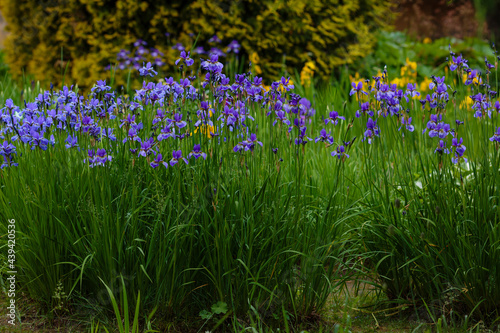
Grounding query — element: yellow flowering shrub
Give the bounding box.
[0,0,393,90]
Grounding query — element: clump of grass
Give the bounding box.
[0,40,499,332]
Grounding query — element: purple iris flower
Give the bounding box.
[253,76,263,86]
[154,58,165,67]
[280,77,294,91]
[405,83,420,102]
[331,145,349,160]
[189,144,207,160]
[485,57,495,70]
[139,137,156,157]
[355,102,372,118]
[0,141,18,168]
[399,117,414,132]
[429,122,451,139]
[494,101,500,113]
[150,48,163,58]
[437,123,451,139]
[201,54,223,73]
[219,105,234,120]
[244,133,263,152]
[96,148,112,164]
[450,55,466,71]
[175,51,194,67]
[172,43,185,51]
[451,138,467,164]
[65,134,79,150]
[139,62,158,77]
[350,82,367,96]
[86,149,96,165]
[89,125,102,140]
[227,40,241,54]
[423,114,441,135]
[363,118,380,144]
[315,128,334,145]
[452,137,466,150]
[173,113,187,128]
[326,110,346,124]
[30,129,50,151]
[233,142,246,153]
[120,114,136,128]
[91,80,112,94]
[157,123,176,141]
[246,86,263,102]
[490,127,500,143]
[101,128,116,142]
[422,94,437,109]
[86,148,112,167]
[134,39,147,47]
[452,151,467,164]
[436,83,447,95]
[238,105,254,123]
[122,126,142,144]
[225,114,238,130]
[150,153,168,168]
[208,35,221,43]
[0,141,16,157]
[273,110,290,126]
[117,49,130,59]
[429,76,445,90]
[81,116,94,133]
[170,150,188,166]
[465,70,479,86]
[294,126,312,146]
[292,117,306,131]
[193,46,205,55]
[195,107,214,127]
[434,140,450,155]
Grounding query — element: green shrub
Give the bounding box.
[0,0,393,90]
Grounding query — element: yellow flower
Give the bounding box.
[462,73,481,85]
[300,61,316,86]
[261,84,271,92]
[389,58,418,89]
[194,125,216,138]
[460,96,473,109]
[423,37,432,44]
[391,77,401,87]
[406,58,417,72]
[249,52,262,75]
[420,77,433,92]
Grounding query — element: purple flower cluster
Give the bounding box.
[345,46,500,168]
[86,148,112,168]
[4,46,354,173]
[2,43,498,176]
[352,71,423,145]
[113,39,165,70]
[234,133,263,152]
[112,36,241,72]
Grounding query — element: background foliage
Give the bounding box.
[0,0,393,90]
